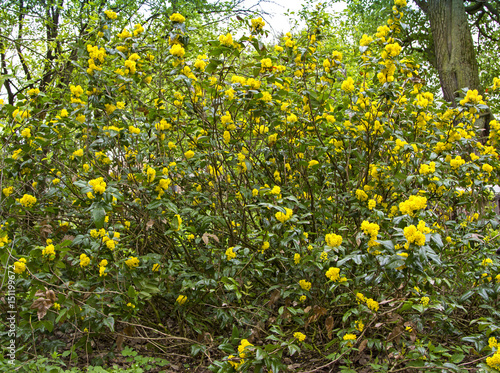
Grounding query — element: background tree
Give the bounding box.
[0,0,269,105]
[342,0,500,138]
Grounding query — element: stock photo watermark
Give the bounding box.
[6,264,17,365]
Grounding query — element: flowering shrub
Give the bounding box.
[1,1,500,371]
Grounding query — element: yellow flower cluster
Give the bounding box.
[21,128,31,138]
[99,259,108,277]
[155,178,171,199]
[73,148,84,157]
[169,44,185,58]
[14,258,27,274]
[325,267,340,282]
[489,337,498,349]
[225,247,236,260]
[482,163,493,173]
[3,186,13,197]
[360,220,380,247]
[133,24,144,36]
[238,339,253,358]
[125,256,139,269]
[70,84,83,97]
[293,332,306,342]
[104,10,117,19]
[366,298,379,312]
[12,108,30,122]
[343,333,357,342]
[219,33,235,47]
[251,17,265,32]
[341,77,355,93]
[170,13,185,23]
[80,253,90,267]
[275,207,293,223]
[419,162,436,175]
[299,279,312,291]
[325,233,342,247]
[355,320,364,332]
[89,177,107,194]
[359,34,373,46]
[482,258,493,266]
[403,220,430,247]
[27,88,40,96]
[42,244,56,259]
[449,155,465,169]
[176,295,187,305]
[86,44,106,75]
[356,189,368,201]
[0,227,9,248]
[420,296,430,306]
[356,292,379,311]
[375,25,390,40]
[399,195,427,216]
[459,89,484,106]
[384,42,402,57]
[19,194,37,207]
[487,350,500,371]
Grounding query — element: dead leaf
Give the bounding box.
[123,325,135,336]
[313,305,327,316]
[202,233,220,245]
[358,339,368,353]
[146,219,154,230]
[116,335,125,351]
[267,289,280,307]
[30,288,56,320]
[387,325,403,344]
[325,316,334,339]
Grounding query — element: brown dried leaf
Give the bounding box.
[202,233,220,245]
[325,316,334,339]
[46,290,56,303]
[201,233,209,245]
[116,335,125,351]
[268,289,280,307]
[62,235,75,242]
[30,298,52,320]
[304,306,312,314]
[358,339,368,353]
[313,305,327,316]
[146,219,154,230]
[387,325,403,344]
[123,325,135,336]
[307,314,319,326]
[30,288,56,320]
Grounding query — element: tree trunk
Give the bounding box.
[426,0,481,103]
[418,0,490,139]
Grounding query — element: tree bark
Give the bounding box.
[417,0,490,140]
[425,0,481,103]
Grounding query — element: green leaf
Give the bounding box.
[41,320,54,332]
[459,290,474,304]
[92,207,106,229]
[128,285,136,298]
[255,347,267,360]
[450,353,465,363]
[103,316,115,332]
[288,344,300,356]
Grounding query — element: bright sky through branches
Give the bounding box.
[242,0,346,36]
